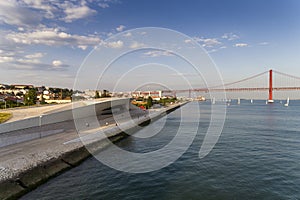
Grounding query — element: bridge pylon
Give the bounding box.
[268,69,274,103]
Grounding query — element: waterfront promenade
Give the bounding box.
[0,100,184,199]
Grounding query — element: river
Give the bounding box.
[22,100,300,200]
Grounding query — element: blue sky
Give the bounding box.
[0,0,300,90]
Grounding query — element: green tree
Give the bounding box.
[61,88,73,99]
[24,89,37,106]
[95,90,100,98]
[147,96,153,108]
[40,93,46,104]
[101,89,110,98]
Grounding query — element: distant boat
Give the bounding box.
[284,97,289,107]
[250,99,253,104]
[212,97,216,104]
[267,99,274,103]
[237,98,240,105]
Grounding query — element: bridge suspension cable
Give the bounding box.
[162,69,300,100]
[223,70,268,88]
[273,70,300,80]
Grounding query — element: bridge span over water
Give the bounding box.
[163,69,300,100]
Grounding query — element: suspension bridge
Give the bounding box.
[163,69,300,101]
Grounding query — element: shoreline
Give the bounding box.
[0,102,187,200]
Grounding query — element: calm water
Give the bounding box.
[22,100,300,200]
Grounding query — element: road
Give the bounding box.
[0,107,149,182]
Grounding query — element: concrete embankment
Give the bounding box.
[0,102,187,200]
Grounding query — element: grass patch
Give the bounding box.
[0,112,12,124]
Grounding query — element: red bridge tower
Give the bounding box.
[268,69,274,103]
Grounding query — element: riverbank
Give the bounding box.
[0,102,187,200]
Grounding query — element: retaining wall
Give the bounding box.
[0,98,131,148]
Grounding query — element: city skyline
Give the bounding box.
[1,0,300,90]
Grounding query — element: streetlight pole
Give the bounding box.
[39,115,43,138]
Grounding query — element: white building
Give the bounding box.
[131,90,162,101]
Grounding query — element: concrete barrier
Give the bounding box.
[0,117,40,134]
[0,98,131,148]
[0,98,130,134]
[0,129,64,148]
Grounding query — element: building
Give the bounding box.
[84,90,102,99]
[0,84,9,89]
[131,90,162,100]
[11,84,34,90]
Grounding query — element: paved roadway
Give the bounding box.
[0,107,148,182]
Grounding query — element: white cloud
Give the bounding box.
[18,58,40,64]
[222,33,239,41]
[207,49,218,53]
[206,46,228,54]
[202,38,222,47]
[0,56,14,63]
[63,4,97,23]
[258,42,269,46]
[25,52,45,59]
[0,54,70,71]
[143,50,174,57]
[184,39,192,44]
[0,0,42,27]
[98,0,119,9]
[22,0,55,19]
[98,3,109,8]
[0,47,17,57]
[234,43,248,47]
[193,37,222,48]
[123,32,132,37]
[106,40,124,48]
[0,0,116,27]
[13,61,69,71]
[130,41,144,49]
[78,45,88,50]
[52,60,63,67]
[5,28,101,49]
[107,32,114,37]
[116,25,126,32]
